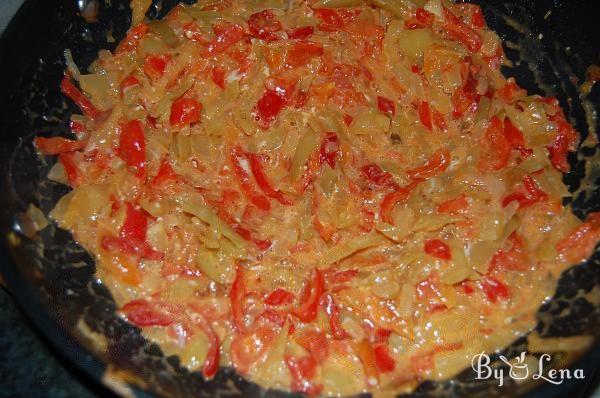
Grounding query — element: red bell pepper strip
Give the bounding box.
[230,265,247,331]
[408,149,451,180]
[230,146,271,211]
[206,23,245,55]
[120,75,140,98]
[285,41,324,69]
[318,132,339,168]
[452,73,479,118]
[119,120,146,179]
[143,54,170,81]
[489,232,529,272]
[249,153,293,205]
[255,89,287,129]
[556,212,600,264]
[116,23,149,54]
[502,175,547,208]
[377,96,396,116]
[151,158,179,187]
[59,152,83,186]
[373,344,395,373]
[61,75,101,120]
[170,97,202,127]
[380,181,418,224]
[287,26,314,40]
[292,269,325,323]
[503,118,532,157]
[211,66,226,89]
[480,276,510,303]
[417,101,433,131]
[442,7,482,52]
[295,329,329,363]
[34,136,86,155]
[264,288,295,306]
[248,9,282,41]
[547,107,579,172]
[313,8,359,32]
[405,7,435,29]
[424,239,452,260]
[437,194,469,215]
[360,164,397,189]
[285,355,323,395]
[121,299,174,327]
[478,116,510,172]
[321,293,347,339]
[195,315,221,379]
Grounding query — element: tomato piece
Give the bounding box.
[556,212,600,264]
[121,299,173,327]
[442,7,482,52]
[360,164,397,189]
[503,118,532,157]
[143,54,170,81]
[264,288,295,306]
[59,152,82,186]
[377,96,396,116]
[480,276,510,303]
[211,66,226,89]
[417,101,432,131]
[502,175,547,208]
[119,120,146,178]
[195,315,221,379]
[285,355,323,395]
[248,9,282,41]
[295,329,329,363]
[287,26,315,40]
[116,23,149,54]
[478,116,510,172]
[408,149,451,180]
[374,344,395,373]
[230,265,247,331]
[321,293,347,339]
[170,97,202,127]
[490,232,529,272]
[60,75,101,119]
[380,181,418,224]
[285,41,324,69]
[231,326,276,373]
[230,146,271,211]
[292,269,325,322]
[249,153,293,205]
[405,7,435,29]
[206,23,245,55]
[437,195,469,215]
[318,132,339,168]
[34,136,86,155]
[424,239,452,260]
[255,89,287,129]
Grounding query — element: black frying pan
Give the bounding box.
[0,1,599,397]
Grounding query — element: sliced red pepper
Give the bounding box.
[489,232,529,272]
[249,153,293,205]
[295,329,329,363]
[360,164,397,189]
[121,299,173,327]
[556,212,600,264]
[230,146,271,211]
[424,239,452,260]
[206,23,245,55]
[380,181,418,224]
[287,26,315,40]
[321,293,347,339]
[230,265,247,331]
[452,72,479,118]
[143,54,170,81]
[503,118,532,157]
[115,23,149,54]
[437,194,469,215]
[34,136,86,155]
[405,7,435,29]
[119,120,146,179]
[442,7,482,52]
[211,66,226,89]
[318,132,339,168]
[373,344,395,373]
[343,113,353,126]
[377,96,396,116]
[548,110,579,173]
[408,149,451,180]
[502,175,547,208]
[329,269,358,284]
[313,9,344,32]
[195,315,221,379]
[285,355,323,395]
[255,89,287,129]
[248,9,282,41]
[477,116,510,172]
[417,101,432,131]
[59,152,83,186]
[151,158,179,186]
[120,75,140,98]
[285,41,324,69]
[61,75,101,120]
[170,97,202,127]
[480,276,510,303]
[292,269,325,323]
[497,81,526,103]
[264,288,295,306]
[231,325,276,373]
